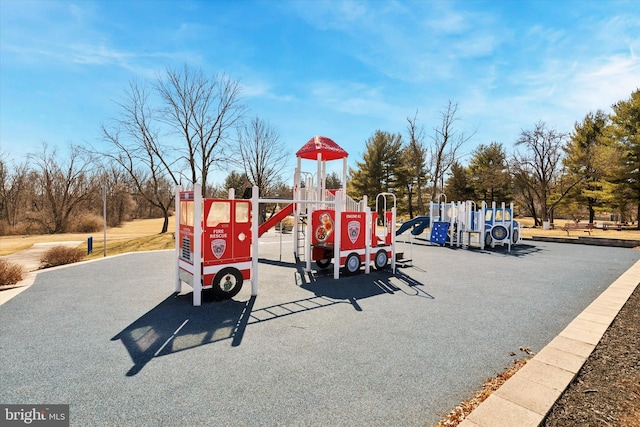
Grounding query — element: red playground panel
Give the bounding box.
[177,187,252,304]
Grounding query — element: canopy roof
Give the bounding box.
[296,135,348,161]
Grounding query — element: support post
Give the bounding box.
[293,165,301,258]
[305,208,312,272]
[480,201,486,250]
[365,207,371,274]
[391,206,396,274]
[175,185,182,293]
[251,185,260,296]
[316,153,322,207]
[102,184,107,257]
[333,190,342,279]
[342,157,348,209]
[193,184,202,306]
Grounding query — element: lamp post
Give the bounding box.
[102,184,107,257]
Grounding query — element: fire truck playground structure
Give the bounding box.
[175,136,398,306]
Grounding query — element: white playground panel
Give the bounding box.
[429,199,522,252]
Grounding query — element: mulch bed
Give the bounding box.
[542,285,640,427]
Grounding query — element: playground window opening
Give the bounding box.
[180,201,194,227]
[235,202,249,223]
[486,209,511,222]
[207,201,230,227]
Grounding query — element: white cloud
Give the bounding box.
[241,80,296,103]
[308,80,405,119]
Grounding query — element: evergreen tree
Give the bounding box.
[467,142,511,203]
[222,170,251,198]
[348,130,403,216]
[444,161,475,202]
[325,171,342,190]
[609,89,640,227]
[562,110,616,223]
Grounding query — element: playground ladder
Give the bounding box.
[461,231,470,249]
[296,212,307,262]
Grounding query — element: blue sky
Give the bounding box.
[1,0,639,183]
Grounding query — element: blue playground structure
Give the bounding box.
[427,198,521,251]
[395,198,522,252]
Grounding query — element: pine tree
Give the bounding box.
[562,110,615,223]
[467,142,511,203]
[609,89,640,227]
[348,130,403,216]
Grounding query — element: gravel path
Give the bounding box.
[1,236,639,426]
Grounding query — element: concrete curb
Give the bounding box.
[529,235,640,248]
[458,258,640,427]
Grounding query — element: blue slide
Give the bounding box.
[395,216,430,236]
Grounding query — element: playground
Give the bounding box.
[174,136,526,307]
[1,231,639,426]
[2,136,640,425]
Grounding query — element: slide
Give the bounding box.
[258,203,295,237]
[395,216,430,236]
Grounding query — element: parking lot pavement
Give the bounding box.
[1,236,639,426]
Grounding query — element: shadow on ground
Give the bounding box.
[398,237,543,258]
[112,266,430,376]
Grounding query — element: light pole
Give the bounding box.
[102,184,107,257]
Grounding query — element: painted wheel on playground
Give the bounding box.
[316,258,331,269]
[344,253,361,275]
[374,249,389,270]
[491,225,508,241]
[511,228,520,244]
[211,267,244,299]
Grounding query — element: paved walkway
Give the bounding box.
[1,236,639,426]
[0,241,83,303]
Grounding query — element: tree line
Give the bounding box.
[348,90,640,228]
[1,62,638,235]
[1,65,291,235]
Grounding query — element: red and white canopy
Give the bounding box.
[296,136,348,161]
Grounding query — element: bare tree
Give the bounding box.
[27,143,96,233]
[100,81,179,233]
[512,121,575,225]
[156,65,246,197]
[0,153,31,230]
[404,111,428,216]
[99,163,137,227]
[235,117,290,222]
[428,101,474,200]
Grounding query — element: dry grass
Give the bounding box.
[0,259,24,286]
[3,215,640,260]
[83,233,175,260]
[518,218,640,241]
[40,246,86,268]
[0,216,175,256]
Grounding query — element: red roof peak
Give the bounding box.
[296,136,348,161]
